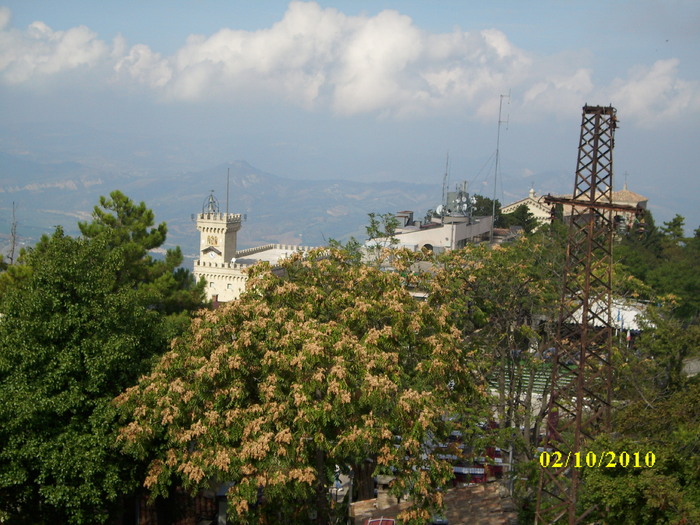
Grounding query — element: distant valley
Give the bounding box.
[0,153,442,262]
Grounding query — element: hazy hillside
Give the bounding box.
[0,154,442,260]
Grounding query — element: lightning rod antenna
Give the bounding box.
[490,92,510,241]
[226,168,230,215]
[442,151,450,216]
[9,201,17,265]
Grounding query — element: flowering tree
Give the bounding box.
[117,247,487,524]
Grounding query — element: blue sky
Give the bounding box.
[1,1,699,230]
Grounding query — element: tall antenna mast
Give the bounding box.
[490,92,510,241]
[441,152,450,216]
[226,168,230,215]
[9,201,17,265]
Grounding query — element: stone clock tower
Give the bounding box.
[193,189,310,303]
[196,192,242,264]
[193,192,246,302]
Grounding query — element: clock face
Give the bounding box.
[208,251,216,259]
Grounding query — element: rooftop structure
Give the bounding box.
[374,181,494,254]
[502,183,648,232]
[388,211,492,253]
[501,187,551,226]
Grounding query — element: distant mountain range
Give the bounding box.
[0,153,442,262]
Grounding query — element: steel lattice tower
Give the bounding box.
[535,106,639,524]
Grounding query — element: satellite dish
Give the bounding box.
[230,257,237,264]
[436,204,444,215]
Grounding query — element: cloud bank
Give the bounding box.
[1,2,698,124]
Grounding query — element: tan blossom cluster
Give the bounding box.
[304,341,325,356]
[398,507,431,522]
[239,432,273,460]
[365,374,398,394]
[231,497,249,516]
[288,467,316,485]
[376,444,395,465]
[336,424,370,449]
[211,448,231,472]
[242,416,265,439]
[417,408,435,429]
[274,427,293,445]
[160,406,179,426]
[397,389,426,413]
[118,420,152,443]
[177,419,208,443]
[227,354,243,370]
[144,459,163,488]
[165,448,178,467]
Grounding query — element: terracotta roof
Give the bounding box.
[613,188,648,204]
[557,186,647,206]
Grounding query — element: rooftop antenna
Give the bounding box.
[8,201,17,265]
[226,167,230,215]
[441,152,450,217]
[490,91,510,241]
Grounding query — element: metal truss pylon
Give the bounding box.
[534,105,636,524]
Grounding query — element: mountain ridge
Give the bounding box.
[0,154,441,257]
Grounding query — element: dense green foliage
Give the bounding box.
[79,190,206,337]
[500,203,539,234]
[616,211,700,318]
[539,211,700,524]
[0,193,205,523]
[0,229,166,523]
[470,194,502,220]
[581,379,700,524]
[576,302,700,524]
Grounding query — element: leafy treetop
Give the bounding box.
[117,247,488,525]
[0,228,168,524]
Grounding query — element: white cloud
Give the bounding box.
[0,6,10,31]
[330,9,424,115]
[107,1,535,116]
[605,59,700,125]
[0,16,107,84]
[114,43,172,88]
[520,65,595,120]
[0,2,698,124]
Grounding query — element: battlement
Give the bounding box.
[194,259,249,270]
[197,212,242,223]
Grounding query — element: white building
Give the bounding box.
[378,182,493,253]
[501,188,551,226]
[388,210,493,252]
[193,194,311,302]
[502,184,648,231]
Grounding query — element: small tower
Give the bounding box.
[196,191,242,264]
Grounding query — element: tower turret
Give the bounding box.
[196,191,242,265]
